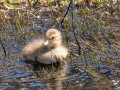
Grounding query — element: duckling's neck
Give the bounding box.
[46,42,61,50]
[53,41,62,48]
[54,43,62,48]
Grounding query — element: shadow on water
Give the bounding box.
[20,60,67,90]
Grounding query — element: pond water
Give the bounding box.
[1,57,119,90]
[0,5,120,90]
[0,30,120,90]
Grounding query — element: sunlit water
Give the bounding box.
[0,6,120,90]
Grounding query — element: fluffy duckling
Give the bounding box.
[22,29,68,64]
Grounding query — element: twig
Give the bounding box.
[71,1,81,55]
[60,0,72,44]
[0,38,7,57]
[61,0,72,28]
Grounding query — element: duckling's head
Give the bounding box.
[44,29,62,48]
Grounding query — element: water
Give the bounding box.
[0,56,119,90]
[0,4,120,90]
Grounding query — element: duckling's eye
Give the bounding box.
[51,37,54,39]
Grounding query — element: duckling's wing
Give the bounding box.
[22,39,44,60]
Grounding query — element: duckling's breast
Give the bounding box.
[36,46,68,64]
[53,47,68,59]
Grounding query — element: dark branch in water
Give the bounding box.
[71,1,81,55]
[60,0,81,55]
[61,0,72,28]
[0,38,7,57]
[60,0,72,43]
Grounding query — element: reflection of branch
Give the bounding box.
[61,0,72,28]
[0,38,7,57]
[71,2,81,55]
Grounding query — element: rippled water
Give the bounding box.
[0,5,120,90]
[0,54,120,90]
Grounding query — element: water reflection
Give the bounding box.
[25,60,67,90]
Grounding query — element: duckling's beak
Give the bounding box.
[43,40,49,45]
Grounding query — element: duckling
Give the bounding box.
[22,39,47,61]
[22,29,68,64]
